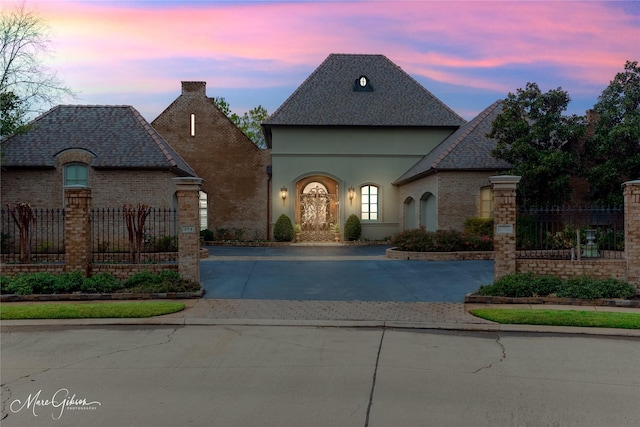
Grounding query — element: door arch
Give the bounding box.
[296,176,339,242]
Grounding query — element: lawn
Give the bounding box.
[470,308,640,329]
[0,301,185,320]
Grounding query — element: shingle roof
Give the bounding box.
[394,101,512,185]
[1,105,196,176]
[263,54,465,127]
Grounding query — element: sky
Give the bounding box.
[10,0,640,122]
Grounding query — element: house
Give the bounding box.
[262,53,504,241]
[394,101,512,231]
[152,82,271,238]
[1,105,196,208]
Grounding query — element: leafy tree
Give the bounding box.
[583,61,640,206]
[1,1,74,137]
[0,90,28,138]
[214,97,268,149]
[488,83,584,206]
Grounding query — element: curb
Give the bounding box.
[465,293,640,308]
[2,316,639,337]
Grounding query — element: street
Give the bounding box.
[1,325,639,427]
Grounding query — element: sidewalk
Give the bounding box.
[3,298,639,337]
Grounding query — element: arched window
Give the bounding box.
[64,163,88,187]
[404,197,416,229]
[361,185,379,221]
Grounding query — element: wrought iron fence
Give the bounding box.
[517,206,624,259]
[1,207,65,263]
[91,207,178,263]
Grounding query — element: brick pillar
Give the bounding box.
[173,177,204,284]
[64,187,92,275]
[623,180,640,291]
[489,176,521,281]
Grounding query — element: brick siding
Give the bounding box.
[152,81,271,239]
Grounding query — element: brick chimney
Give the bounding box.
[181,81,206,96]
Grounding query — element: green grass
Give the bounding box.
[0,301,185,320]
[470,308,640,329]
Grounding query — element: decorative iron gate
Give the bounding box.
[299,185,338,241]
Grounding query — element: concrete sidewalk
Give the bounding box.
[3,298,639,337]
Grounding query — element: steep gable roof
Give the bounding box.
[394,101,511,185]
[1,105,196,176]
[263,54,465,127]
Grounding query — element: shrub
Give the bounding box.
[0,275,13,294]
[56,270,85,293]
[344,214,362,241]
[464,218,494,237]
[200,229,214,242]
[476,273,635,299]
[391,228,492,252]
[82,273,122,293]
[155,235,177,252]
[273,214,294,242]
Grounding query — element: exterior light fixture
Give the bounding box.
[280,186,288,204]
[348,186,355,205]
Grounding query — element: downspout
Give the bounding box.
[266,165,272,240]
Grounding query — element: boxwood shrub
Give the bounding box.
[344,214,362,241]
[477,273,636,299]
[391,228,493,252]
[0,270,200,295]
[273,214,294,242]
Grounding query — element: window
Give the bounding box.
[64,163,88,187]
[199,191,208,229]
[361,185,378,220]
[190,113,196,137]
[480,186,494,218]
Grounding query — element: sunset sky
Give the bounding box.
[15,0,640,121]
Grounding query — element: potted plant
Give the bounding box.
[294,223,302,242]
[333,223,340,242]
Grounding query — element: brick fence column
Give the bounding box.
[489,175,521,281]
[173,177,204,283]
[623,180,640,292]
[64,187,92,276]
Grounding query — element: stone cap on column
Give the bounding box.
[622,180,640,188]
[172,177,204,191]
[489,175,522,190]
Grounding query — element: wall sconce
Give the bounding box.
[280,186,288,204]
[348,186,355,205]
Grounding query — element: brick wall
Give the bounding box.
[624,180,640,287]
[517,259,627,282]
[152,81,271,239]
[1,169,180,209]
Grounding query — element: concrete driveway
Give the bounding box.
[200,245,493,302]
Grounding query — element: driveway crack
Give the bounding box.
[364,327,385,427]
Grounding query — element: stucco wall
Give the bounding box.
[270,126,456,240]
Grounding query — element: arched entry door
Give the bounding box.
[296,176,339,242]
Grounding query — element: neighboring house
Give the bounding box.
[394,101,512,231]
[262,53,470,241]
[152,82,271,238]
[1,105,196,208]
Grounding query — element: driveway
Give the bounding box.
[200,245,493,302]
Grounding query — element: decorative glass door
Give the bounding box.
[299,182,338,242]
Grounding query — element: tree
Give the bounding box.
[583,61,640,206]
[0,90,27,138]
[488,83,584,206]
[1,1,74,137]
[213,97,268,149]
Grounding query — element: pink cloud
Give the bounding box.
[26,0,638,111]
